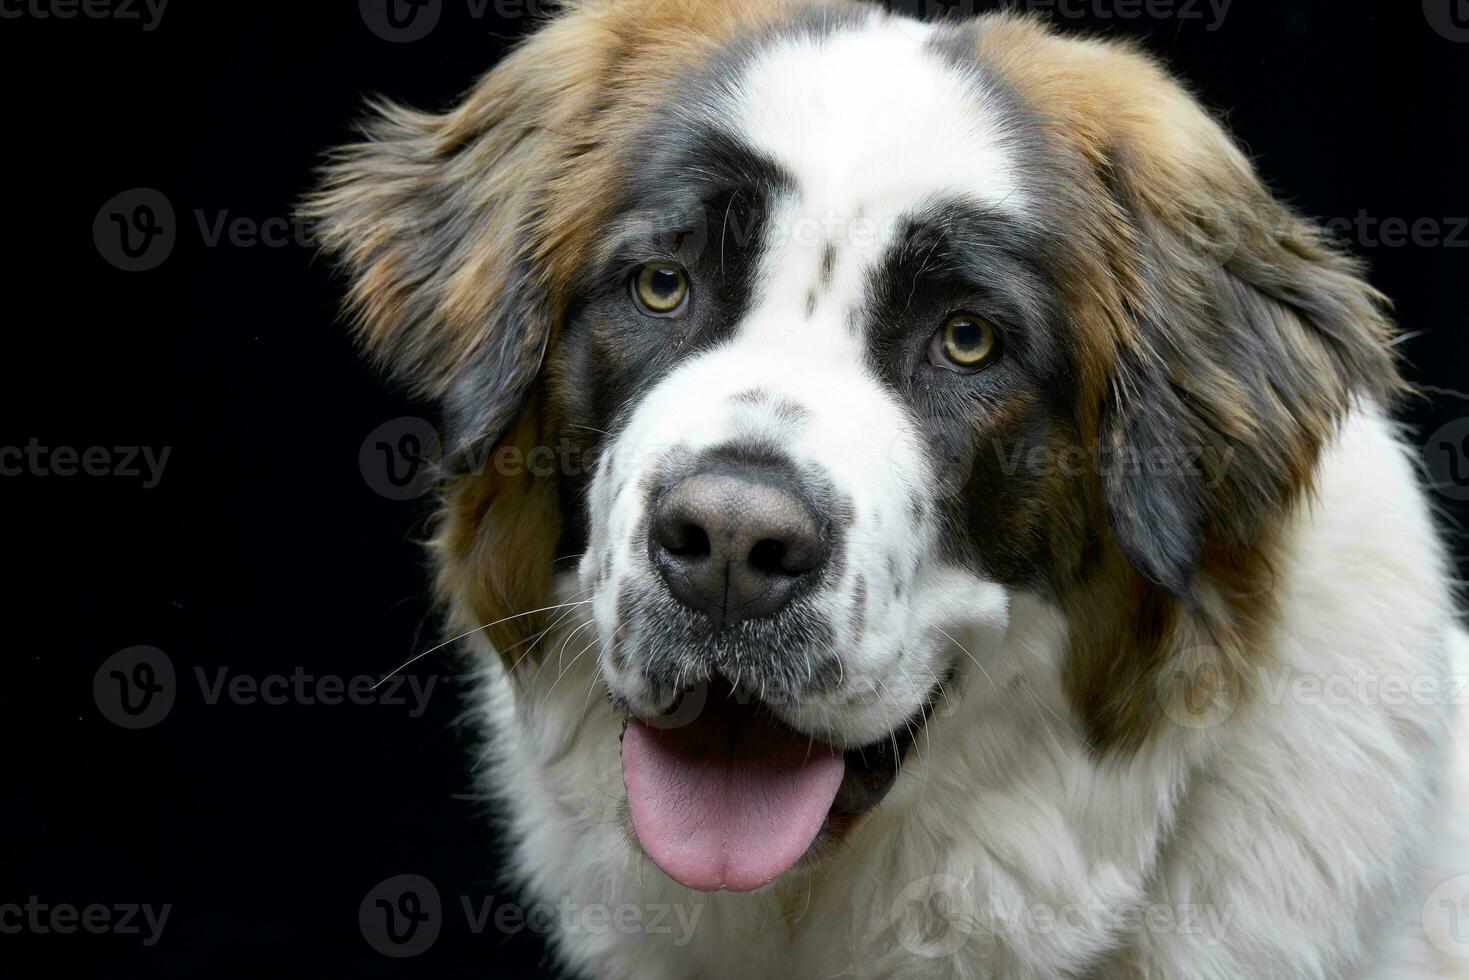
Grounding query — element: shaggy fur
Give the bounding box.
[306,2,1469,976]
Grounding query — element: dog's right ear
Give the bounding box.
[301,20,607,468]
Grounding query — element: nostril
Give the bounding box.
[748,535,823,577]
[748,538,789,576]
[662,523,711,560]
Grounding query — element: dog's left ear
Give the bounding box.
[1087,53,1403,600]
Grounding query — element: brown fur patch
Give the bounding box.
[432,400,562,662]
[972,14,1401,750]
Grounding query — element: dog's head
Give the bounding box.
[309,0,1398,892]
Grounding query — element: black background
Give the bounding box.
[6,1,1467,977]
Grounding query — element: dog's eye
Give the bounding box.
[631,264,690,317]
[930,312,999,372]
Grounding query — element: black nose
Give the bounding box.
[649,470,826,629]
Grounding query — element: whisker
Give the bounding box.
[873,677,902,772]
[537,630,602,714]
[508,593,597,676]
[496,586,598,661]
[933,625,999,696]
[372,597,595,689]
[531,616,598,689]
[574,635,619,728]
[892,660,932,799]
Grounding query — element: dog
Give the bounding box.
[307,1,1469,976]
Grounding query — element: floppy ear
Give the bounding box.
[1090,54,1402,600]
[300,13,623,661]
[301,17,609,467]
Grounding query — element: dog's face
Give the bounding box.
[571,21,1037,748]
[310,0,1395,893]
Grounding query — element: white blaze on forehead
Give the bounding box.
[714,14,1025,355]
[729,14,1022,240]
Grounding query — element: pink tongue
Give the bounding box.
[621,687,845,892]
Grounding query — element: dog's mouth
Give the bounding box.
[619,676,933,892]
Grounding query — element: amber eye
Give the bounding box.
[631,264,690,316]
[930,312,999,371]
